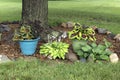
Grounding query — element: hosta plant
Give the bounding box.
[73,39,112,62]
[13,25,34,41]
[72,40,90,59]
[39,41,69,59]
[68,23,96,41]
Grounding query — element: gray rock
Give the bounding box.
[80,58,86,62]
[47,31,61,42]
[0,33,2,41]
[107,33,116,39]
[61,23,67,28]
[61,31,67,38]
[109,53,119,63]
[97,28,107,34]
[67,22,74,28]
[65,50,78,62]
[0,24,11,32]
[82,24,89,29]
[114,34,120,41]
[0,55,12,63]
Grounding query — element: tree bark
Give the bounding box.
[22,0,50,41]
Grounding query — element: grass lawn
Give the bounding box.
[0,0,120,33]
[0,60,120,80]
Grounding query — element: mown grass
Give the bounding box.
[48,0,120,33]
[0,60,120,80]
[0,0,22,22]
[0,0,120,33]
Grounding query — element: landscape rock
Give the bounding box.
[106,31,112,34]
[0,24,11,32]
[114,34,120,41]
[80,58,87,62]
[65,50,78,62]
[107,33,116,39]
[47,31,61,42]
[61,22,74,28]
[67,22,74,28]
[97,28,108,34]
[61,31,67,38]
[91,26,97,31]
[82,24,89,29]
[0,55,12,63]
[109,53,119,63]
[61,23,67,28]
[0,33,1,41]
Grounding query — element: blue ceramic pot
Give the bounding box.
[19,37,40,55]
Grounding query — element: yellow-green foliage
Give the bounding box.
[40,41,69,59]
[68,23,96,41]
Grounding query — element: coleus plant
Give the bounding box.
[13,25,34,41]
[68,23,96,41]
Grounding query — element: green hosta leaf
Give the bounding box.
[84,53,89,58]
[91,42,97,48]
[76,50,84,57]
[89,54,96,61]
[104,39,111,48]
[97,44,106,50]
[81,45,91,52]
[100,55,109,61]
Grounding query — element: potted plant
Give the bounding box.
[13,25,40,55]
[39,41,69,59]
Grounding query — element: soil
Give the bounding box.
[0,23,120,61]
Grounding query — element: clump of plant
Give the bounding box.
[72,40,90,59]
[68,23,96,41]
[13,25,34,41]
[74,39,112,62]
[89,39,112,62]
[39,41,69,59]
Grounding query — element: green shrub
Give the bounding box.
[39,41,69,59]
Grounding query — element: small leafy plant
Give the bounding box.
[39,41,69,59]
[68,23,96,41]
[13,25,34,41]
[72,40,90,59]
[73,39,112,62]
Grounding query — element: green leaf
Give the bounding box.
[100,55,109,60]
[81,45,91,52]
[84,53,89,58]
[91,42,97,48]
[97,44,106,50]
[104,39,111,48]
[76,50,84,57]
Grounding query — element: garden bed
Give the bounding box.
[0,22,120,61]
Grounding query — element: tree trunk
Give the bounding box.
[22,0,50,41]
